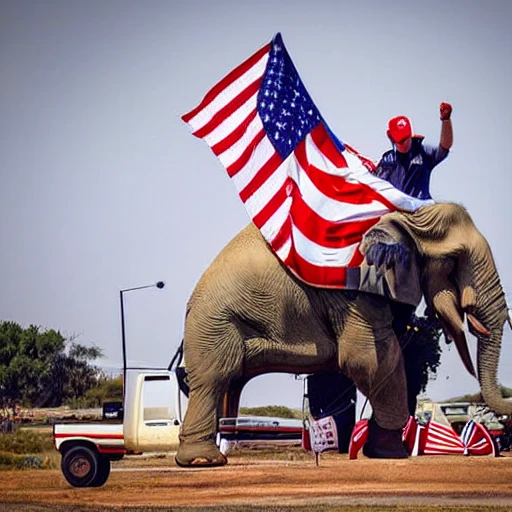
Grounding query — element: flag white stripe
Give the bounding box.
[218,112,263,168]
[296,158,391,222]
[232,137,276,193]
[305,133,349,174]
[244,157,289,218]
[344,157,435,211]
[292,224,359,267]
[186,53,269,131]
[306,135,433,213]
[275,236,292,260]
[260,196,291,241]
[343,150,377,178]
[306,137,372,179]
[203,92,259,148]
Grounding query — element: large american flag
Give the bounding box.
[182,33,432,289]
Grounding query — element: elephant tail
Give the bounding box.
[168,339,184,371]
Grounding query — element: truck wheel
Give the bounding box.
[61,445,109,488]
[91,454,111,487]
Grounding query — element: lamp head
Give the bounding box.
[156,281,165,289]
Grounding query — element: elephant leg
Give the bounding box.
[338,293,409,458]
[176,383,228,467]
[176,316,244,468]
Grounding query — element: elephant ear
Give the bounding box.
[360,224,413,271]
[358,220,422,307]
[365,240,411,272]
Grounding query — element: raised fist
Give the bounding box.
[440,102,452,121]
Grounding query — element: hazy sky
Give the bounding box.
[1,0,511,411]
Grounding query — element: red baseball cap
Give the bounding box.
[387,116,412,144]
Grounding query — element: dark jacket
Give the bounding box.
[375,136,449,200]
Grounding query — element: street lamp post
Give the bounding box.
[120,281,165,397]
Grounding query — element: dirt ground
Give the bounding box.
[1,451,512,510]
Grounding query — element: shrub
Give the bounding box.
[239,405,303,419]
[0,452,23,467]
[0,429,53,454]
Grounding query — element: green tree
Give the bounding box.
[239,405,303,419]
[401,310,443,415]
[82,375,124,408]
[0,321,103,408]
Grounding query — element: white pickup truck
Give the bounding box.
[53,368,304,487]
[54,368,187,487]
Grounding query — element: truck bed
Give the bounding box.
[54,422,125,455]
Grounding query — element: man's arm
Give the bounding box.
[373,151,393,180]
[439,102,453,150]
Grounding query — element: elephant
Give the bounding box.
[175,202,511,467]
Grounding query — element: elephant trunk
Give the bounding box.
[458,238,512,415]
[477,329,512,415]
[393,203,511,414]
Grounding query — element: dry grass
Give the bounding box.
[0,427,59,470]
[2,453,511,511]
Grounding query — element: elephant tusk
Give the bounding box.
[461,286,477,309]
[467,313,491,337]
[436,316,476,378]
[452,332,477,378]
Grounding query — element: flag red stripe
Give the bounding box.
[269,215,292,253]
[295,135,398,208]
[192,79,262,139]
[310,123,347,168]
[251,173,291,230]
[290,192,382,248]
[348,245,365,267]
[212,109,258,156]
[308,125,396,209]
[181,43,271,123]
[239,151,282,201]
[227,128,266,178]
[344,142,377,172]
[284,247,349,288]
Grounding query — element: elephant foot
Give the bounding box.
[362,419,409,459]
[175,439,227,468]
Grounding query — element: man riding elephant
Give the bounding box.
[178,34,510,467]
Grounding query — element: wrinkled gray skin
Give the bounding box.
[176,203,511,467]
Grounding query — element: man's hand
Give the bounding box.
[440,102,452,121]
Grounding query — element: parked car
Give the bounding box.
[102,401,123,420]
